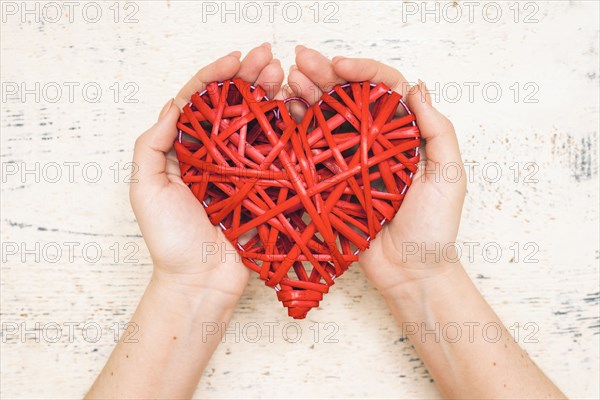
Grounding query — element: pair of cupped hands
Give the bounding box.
[130,43,466,313]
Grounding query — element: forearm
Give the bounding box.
[86,275,236,399]
[384,263,566,400]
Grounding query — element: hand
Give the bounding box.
[130,43,284,308]
[290,45,467,299]
[288,47,567,400]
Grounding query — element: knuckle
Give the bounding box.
[440,117,455,134]
[133,134,145,151]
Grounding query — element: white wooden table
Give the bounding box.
[1,1,598,398]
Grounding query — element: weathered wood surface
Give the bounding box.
[1,1,598,398]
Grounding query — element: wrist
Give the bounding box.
[379,261,466,311]
[381,263,479,326]
[149,269,240,319]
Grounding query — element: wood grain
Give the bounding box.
[1,1,598,399]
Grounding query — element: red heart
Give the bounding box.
[174,78,420,319]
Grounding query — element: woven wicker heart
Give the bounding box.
[174,78,420,319]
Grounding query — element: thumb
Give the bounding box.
[406,81,462,167]
[132,99,180,186]
[158,97,175,120]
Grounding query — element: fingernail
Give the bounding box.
[261,42,272,49]
[332,56,345,64]
[418,79,432,104]
[284,84,295,97]
[159,98,174,120]
[289,64,298,72]
[295,44,307,54]
[227,50,242,59]
[271,58,281,65]
[409,83,420,96]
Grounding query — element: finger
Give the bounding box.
[406,81,462,167]
[158,98,173,121]
[295,45,345,93]
[255,58,284,99]
[282,65,320,120]
[165,149,185,185]
[272,65,304,100]
[174,52,242,109]
[132,99,180,187]
[332,57,410,99]
[287,64,322,104]
[237,42,273,84]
